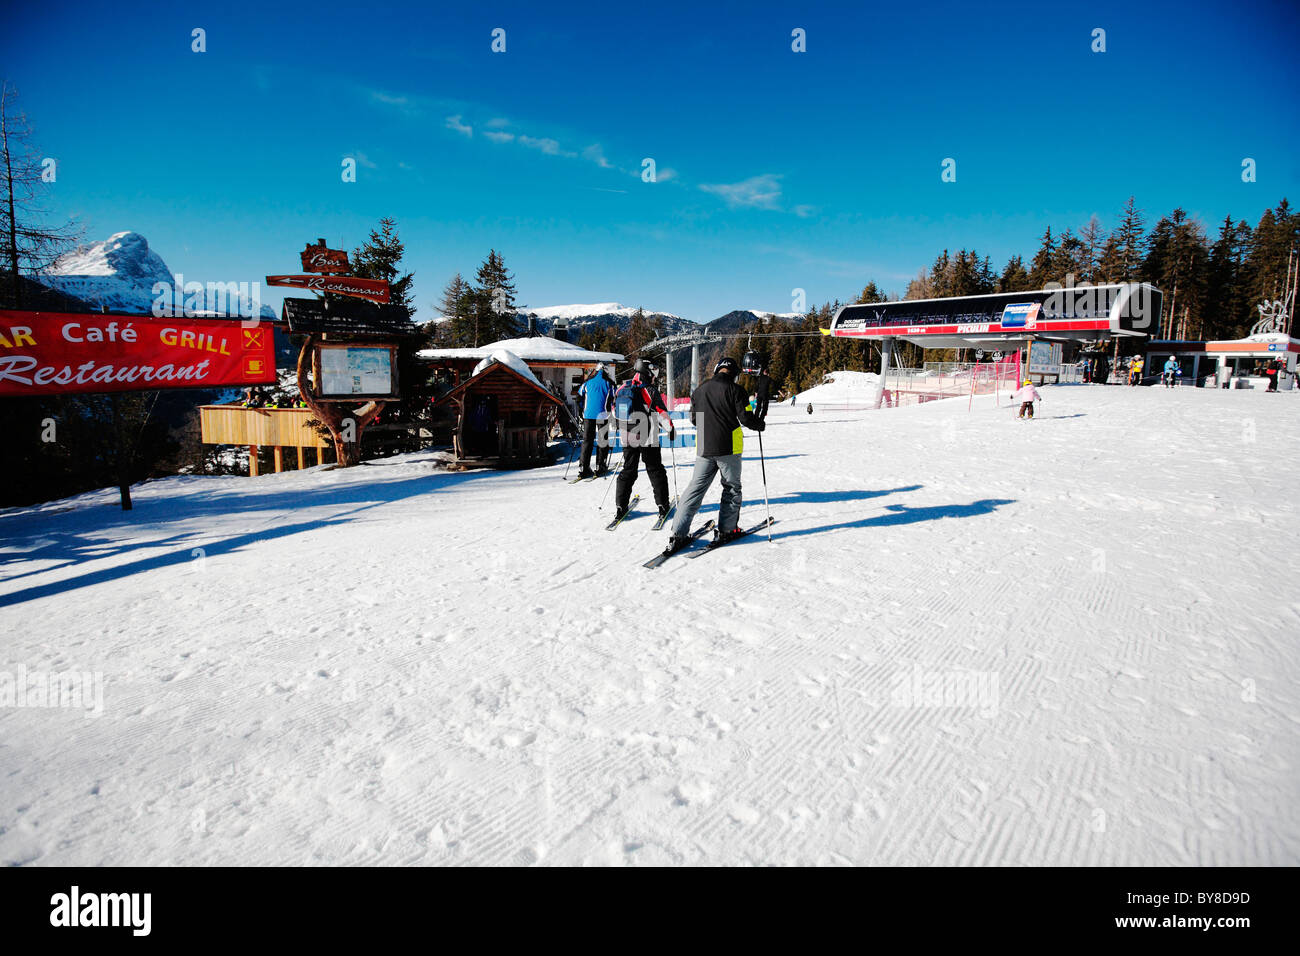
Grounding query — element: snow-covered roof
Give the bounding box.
[419,336,624,363]
[472,350,544,388]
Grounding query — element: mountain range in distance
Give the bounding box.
[34,232,810,336]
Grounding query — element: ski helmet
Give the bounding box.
[715,357,739,377]
[633,358,648,376]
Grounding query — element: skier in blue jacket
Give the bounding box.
[577,363,615,477]
[1162,356,1179,388]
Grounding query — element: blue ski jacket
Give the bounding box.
[579,372,614,420]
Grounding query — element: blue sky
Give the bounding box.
[5,0,1298,322]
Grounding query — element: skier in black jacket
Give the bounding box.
[664,356,765,552]
[751,362,772,419]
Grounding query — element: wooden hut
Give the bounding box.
[419,336,624,414]
[433,352,564,464]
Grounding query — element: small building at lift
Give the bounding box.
[1145,333,1298,389]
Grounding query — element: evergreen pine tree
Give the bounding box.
[1097,196,1146,281]
[856,281,888,303]
[998,255,1032,292]
[1028,227,1056,287]
[1248,200,1298,321]
[437,272,474,345]
[470,249,520,345]
[1078,215,1105,282]
[350,217,415,319]
[1142,208,1210,339]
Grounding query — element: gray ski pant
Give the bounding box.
[671,453,742,538]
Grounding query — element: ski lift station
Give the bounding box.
[826,283,1164,382]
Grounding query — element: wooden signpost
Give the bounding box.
[281,297,414,337]
[299,240,351,274]
[265,275,391,304]
[286,297,413,467]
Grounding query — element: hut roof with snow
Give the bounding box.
[433,350,564,464]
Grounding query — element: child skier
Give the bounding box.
[1015,379,1042,419]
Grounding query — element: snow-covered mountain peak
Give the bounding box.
[48,231,173,285]
[40,231,274,318]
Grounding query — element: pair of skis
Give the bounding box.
[642,516,775,568]
[568,470,611,484]
[604,496,677,532]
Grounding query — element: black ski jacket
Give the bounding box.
[690,373,764,458]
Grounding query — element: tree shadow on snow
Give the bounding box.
[771,497,1016,542]
[0,498,402,609]
[0,467,480,606]
[768,484,922,506]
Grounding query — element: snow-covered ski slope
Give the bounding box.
[1,385,1297,866]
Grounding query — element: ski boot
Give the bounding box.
[662,534,691,556]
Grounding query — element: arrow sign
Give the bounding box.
[266,274,391,304]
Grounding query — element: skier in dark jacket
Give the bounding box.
[751,362,772,419]
[664,357,765,552]
[612,360,675,522]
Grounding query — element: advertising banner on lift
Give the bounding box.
[1000,303,1041,330]
[0,309,276,397]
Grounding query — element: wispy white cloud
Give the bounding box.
[583,144,613,169]
[699,173,783,210]
[350,151,378,169]
[484,130,515,144]
[793,204,817,218]
[486,117,511,128]
[445,115,473,137]
[519,135,567,156]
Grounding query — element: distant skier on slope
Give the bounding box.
[1128,356,1144,386]
[1015,379,1042,420]
[1162,356,1179,388]
[576,363,615,478]
[751,361,772,419]
[663,356,765,554]
[612,360,675,523]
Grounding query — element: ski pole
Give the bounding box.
[758,430,772,542]
[669,427,680,503]
[598,439,622,510]
[562,425,580,479]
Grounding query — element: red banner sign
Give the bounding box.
[0,310,277,397]
[299,241,351,274]
[265,274,391,304]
